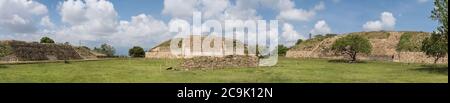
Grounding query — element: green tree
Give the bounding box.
[431,0,448,43]
[40,37,55,44]
[331,35,372,62]
[420,0,448,64]
[277,45,289,56]
[94,43,115,57]
[128,46,145,58]
[295,39,303,45]
[421,33,448,64]
[325,34,338,38]
[396,33,423,52]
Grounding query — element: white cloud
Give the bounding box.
[0,0,49,33]
[201,0,229,19]
[59,0,87,25]
[162,0,199,19]
[380,12,396,27]
[222,0,262,20]
[282,23,304,46]
[56,0,171,53]
[363,21,383,31]
[363,12,396,31]
[113,14,170,47]
[58,0,119,36]
[40,16,55,29]
[276,1,325,22]
[310,20,332,35]
[417,0,429,3]
[162,0,264,22]
[162,0,261,21]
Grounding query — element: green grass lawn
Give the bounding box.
[0,58,447,83]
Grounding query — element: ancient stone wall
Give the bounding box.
[181,55,259,70]
[0,40,102,62]
[394,52,448,64]
[286,51,313,58]
[285,50,391,61]
[73,47,98,59]
[145,51,180,59]
[0,40,82,61]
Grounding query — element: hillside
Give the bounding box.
[286,31,447,64]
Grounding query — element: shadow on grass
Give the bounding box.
[327,59,367,64]
[0,65,7,69]
[414,65,448,75]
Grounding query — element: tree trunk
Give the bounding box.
[434,56,440,64]
[348,52,357,63]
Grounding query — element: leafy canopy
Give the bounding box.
[431,0,448,43]
[277,45,289,56]
[331,35,372,62]
[420,0,448,64]
[94,43,116,57]
[421,33,448,63]
[129,46,145,58]
[40,37,55,44]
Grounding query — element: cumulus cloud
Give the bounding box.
[58,0,119,36]
[222,0,262,20]
[0,0,49,34]
[276,1,325,22]
[310,20,332,35]
[201,0,229,19]
[59,0,87,25]
[282,23,304,46]
[162,0,261,21]
[55,0,172,54]
[113,14,170,47]
[363,12,396,31]
[162,0,199,19]
[40,16,55,29]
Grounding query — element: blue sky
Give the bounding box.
[0,0,439,55]
[39,0,437,34]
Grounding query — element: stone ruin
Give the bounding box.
[0,40,101,63]
[286,31,448,64]
[181,55,259,70]
[146,35,256,59]
[146,35,262,70]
